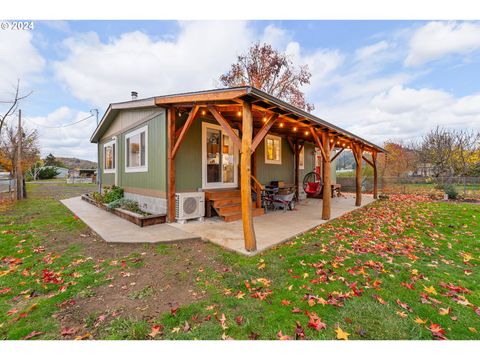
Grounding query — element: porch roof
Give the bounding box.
[90,86,385,153]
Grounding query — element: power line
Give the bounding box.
[24,114,94,129]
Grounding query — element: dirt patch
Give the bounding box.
[55,239,224,337]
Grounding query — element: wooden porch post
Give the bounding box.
[241,102,256,252]
[372,151,378,199]
[352,143,363,206]
[321,132,331,220]
[294,138,300,200]
[167,107,176,222]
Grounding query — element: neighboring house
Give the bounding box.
[90,87,384,250]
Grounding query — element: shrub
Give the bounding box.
[444,184,458,200]
[37,167,60,180]
[106,198,148,215]
[102,186,124,203]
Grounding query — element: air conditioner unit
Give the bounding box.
[175,192,205,223]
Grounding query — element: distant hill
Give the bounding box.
[57,157,97,170]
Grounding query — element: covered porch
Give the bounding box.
[172,193,374,255]
[163,87,385,253]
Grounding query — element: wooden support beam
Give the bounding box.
[321,132,332,220]
[310,127,327,161]
[372,151,378,199]
[251,114,278,152]
[362,155,374,168]
[286,137,295,153]
[330,147,344,162]
[351,143,363,207]
[172,105,199,158]
[167,107,176,222]
[240,102,256,252]
[207,106,242,150]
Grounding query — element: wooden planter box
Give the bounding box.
[81,194,166,227]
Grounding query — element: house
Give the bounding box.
[90,86,385,252]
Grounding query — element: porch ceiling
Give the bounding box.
[155,86,386,154]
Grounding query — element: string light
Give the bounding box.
[201,110,206,116]
[293,127,297,132]
[336,141,340,144]
[263,117,267,122]
[342,143,346,147]
[330,139,334,143]
[237,111,242,117]
[279,123,284,128]
[305,130,309,135]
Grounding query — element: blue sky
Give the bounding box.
[1,20,480,160]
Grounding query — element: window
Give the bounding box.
[125,125,148,172]
[299,146,305,170]
[103,140,115,173]
[265,135,282,165]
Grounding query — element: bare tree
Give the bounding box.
[219,42,314,111]
[419,126,455,179]
[0,79,32,137]
[452,129,480,195]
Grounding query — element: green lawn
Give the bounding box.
[1,184,479,340]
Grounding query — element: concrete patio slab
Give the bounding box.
[171,193,375,255]
[61,196,200,244]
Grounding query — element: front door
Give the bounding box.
[202,122,238,189]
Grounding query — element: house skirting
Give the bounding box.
[124,192,167,215]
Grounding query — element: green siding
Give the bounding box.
[98,141,115,186]
[98,112,167,193]
[118,114,166,192]
[175,116,217,192]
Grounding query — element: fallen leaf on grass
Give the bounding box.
[335,327,349,340]
[414,317,427,324]
[307,312,326,331]
[74,333,92,340]
[281,299,291,306]
[149,325,163,338]
[423,286,437,295]
[277,331,291,340]
[396,311,408,318]
[439,307,451,316]
[295,322,305,340]
[235,316,244,325]
[428,323,447,340]
[23,331,43,340]
[61,327,76,336]
[468,327,477,333]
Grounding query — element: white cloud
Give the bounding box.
[405,21,480,67]
[26,107,97,160]
[0,30,45,99]
[53,21,254,107]
[354,40,390,62]
[319,85,480,144]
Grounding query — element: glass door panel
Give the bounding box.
[206,128,221,184]
[222,134,234,184]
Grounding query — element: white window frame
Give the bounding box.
[299,146,305,170]
[264,134,282,165]
[125,125,148,173]
[103,139,116,174]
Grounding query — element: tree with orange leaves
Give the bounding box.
[219,42,314,112]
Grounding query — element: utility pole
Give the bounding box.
[91,109,101,192]
[16,109,24,200]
